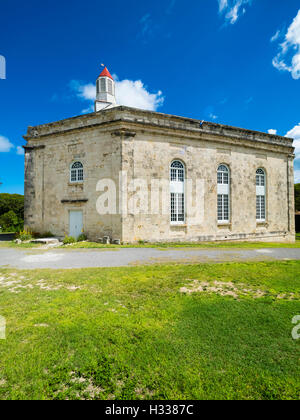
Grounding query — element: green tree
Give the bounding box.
[0,210,22,232]
[0,193,24,221]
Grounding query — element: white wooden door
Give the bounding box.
[69,211,83,239]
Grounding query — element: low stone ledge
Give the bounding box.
[31,238,60,245]
[61,199,88,204]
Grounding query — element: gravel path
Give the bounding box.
[0,247,299,269]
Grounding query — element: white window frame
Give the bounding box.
[70,161,84,183]
[170,160,185,225]
[217,164,230,224]
[256,169,266,222]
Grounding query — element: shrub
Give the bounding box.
[77,233,87,242]
[63,236,76,245]
[0,210,23,232]
[17,229,33,241]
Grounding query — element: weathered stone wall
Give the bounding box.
[24,127,122,241]
[121,132,294,243]
[24,106,295,243]
[24,147,37,230]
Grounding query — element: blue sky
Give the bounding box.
[1,0,300,194]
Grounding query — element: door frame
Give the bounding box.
[68,208,84,238]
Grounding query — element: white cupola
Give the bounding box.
[95,66,117,112]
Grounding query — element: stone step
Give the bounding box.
[31,238,60,245]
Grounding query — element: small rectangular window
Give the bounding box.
[223,195,229,220]
[218,194,229,222]
[217,194,223,221]
[256,174,265,186]
[256,196,266,221]
[171,168,177,181]
[178,169,184,182]
[171,193,185,223]
[71,170,77,182]
[78,169,84,181]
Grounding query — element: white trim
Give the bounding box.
[170,160,185,225]
[256,169,266,222]
[70,161,84,183]
[217,164,230,223]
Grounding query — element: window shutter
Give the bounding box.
[108,80,113,95]
[100,78,106,92]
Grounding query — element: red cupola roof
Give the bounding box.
[98,67,113,80]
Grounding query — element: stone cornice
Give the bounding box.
[23,145,45,151]
[23,106,294,154]
[111,129,136,138]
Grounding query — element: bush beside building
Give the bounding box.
[0,193,24,232]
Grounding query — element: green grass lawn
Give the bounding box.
[62,239,300,249]
[0,242,39,249]
[1,234,300,250]
[0,261,299,400]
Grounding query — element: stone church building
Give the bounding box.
[24,67,295,243]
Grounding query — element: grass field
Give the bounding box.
[0,261,299,400]
[61,239,300,249]
[0,241,39,249]
[1,235,300,250]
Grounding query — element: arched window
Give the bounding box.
[70,162,84,183]
[217,164,230,223]
[170,160,185,224]
[256,169,266,222]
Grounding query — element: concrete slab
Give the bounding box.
[31,238,60,245]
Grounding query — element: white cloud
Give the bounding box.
[0,135,25,155]
[285,124,300,182]
[70,77,164,113]
[218,0,251,25]
[209,113,218,120]
[16,146,24,155]
[295,169,300,183]
[286,123,300,161]
[140,14,152,38]
[81,105,94,114]
[218,0,228,12]
[0,135,14,153]
[272,10,300,80]
[115,79,164,111]
[268,129,277,135]
[271,30,280,43]
[70,81,95,101]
